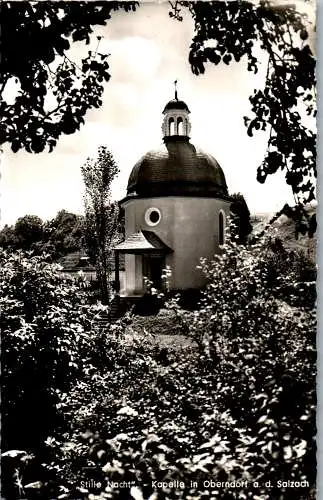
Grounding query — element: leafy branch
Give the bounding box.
[0,2,139,154]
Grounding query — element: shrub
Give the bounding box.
[0,250,106,450]
[171,234,316,496]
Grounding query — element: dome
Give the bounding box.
[163,99,190,114]
[127,139,228,198]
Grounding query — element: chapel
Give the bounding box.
[114,86,231,296]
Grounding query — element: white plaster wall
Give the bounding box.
[121,196,230,294]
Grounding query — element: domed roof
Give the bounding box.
[163,99,190,114]
[127,139,228,198]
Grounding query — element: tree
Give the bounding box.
[230,192,253,244]
[45,209,85,257]
[81,146,119,303]
[0,1,138,154]
[0,224,19,250]
[170,0,316,235]
[14,214,44,249]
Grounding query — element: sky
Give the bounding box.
[0,1,316,227]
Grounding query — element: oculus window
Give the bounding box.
[145,207,161,227]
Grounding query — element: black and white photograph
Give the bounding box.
[0,1,317,499]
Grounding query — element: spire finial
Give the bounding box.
[174,80,178,100]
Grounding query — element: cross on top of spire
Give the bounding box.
[174,80,178,100]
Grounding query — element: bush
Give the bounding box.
[0,250,107,450]
[171,234,316,496]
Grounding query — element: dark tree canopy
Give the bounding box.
[14,214,44,249]
[44,209,85,256]
[0,210,85,257]
[0,1,137,153]
[170,0,316,235]
[230,192,253,244]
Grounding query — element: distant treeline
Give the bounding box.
[0,210,86,259]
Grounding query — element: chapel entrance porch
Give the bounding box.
[114,230,173,298]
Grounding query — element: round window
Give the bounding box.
[145,207,161,227]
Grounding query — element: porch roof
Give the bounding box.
[114,230,173,254]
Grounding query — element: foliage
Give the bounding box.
[0,223,20,250]
[82,145,120,303]
[0,249,107,452]
[2,230,315,499]
[44,209,85,258]
[171,0,316,234]
[169,231,316,496]
[14,214,44,249]
[1,1,138,153]
[36,306,315,500]
[230,193,253,244]
[260,236,316,309]
[0,209,85,258]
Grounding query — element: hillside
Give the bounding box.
[251,211,316,262]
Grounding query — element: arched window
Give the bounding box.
[177,117,183,135]
[219,211,225,245]
[169,118,175,135]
